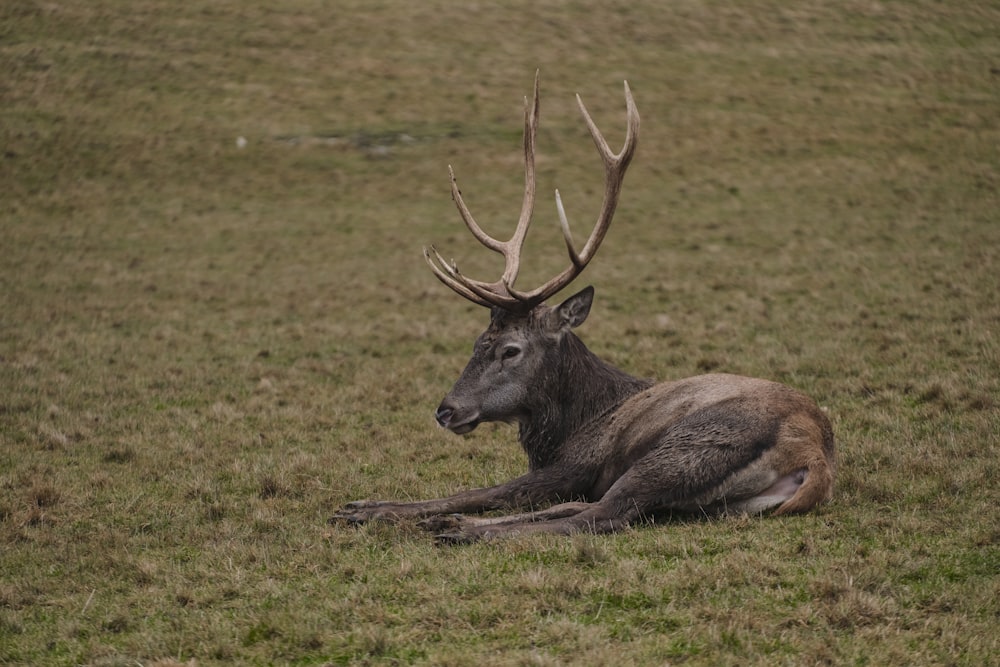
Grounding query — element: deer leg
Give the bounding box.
[465,501,593,526]
[434,503,630,543]
[431,459,798,543]
[420,500,593,533]
[440,463,803,542]
[330,464,593,526]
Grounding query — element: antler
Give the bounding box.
[424,71,640,311]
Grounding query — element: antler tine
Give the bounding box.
[448,165,504,254]
[501,69,540,289]
[423,246,493,308]
[554,189,583,268]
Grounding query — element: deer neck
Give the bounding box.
[518,333,651,470]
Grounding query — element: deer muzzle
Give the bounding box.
[435,402,480,435]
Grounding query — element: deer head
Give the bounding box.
[428,73,640,437]
[433,286,597,435]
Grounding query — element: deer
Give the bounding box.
[332,73,836,543]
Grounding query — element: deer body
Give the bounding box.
[336,288,835,541]
[332,74,835,541]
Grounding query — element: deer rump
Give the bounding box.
[331,74,836,543]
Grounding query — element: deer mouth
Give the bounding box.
[435,406,480,434]
[448,420,480,435]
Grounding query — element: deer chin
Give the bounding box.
[446,418,480,435]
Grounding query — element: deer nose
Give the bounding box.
[435,405,455,428]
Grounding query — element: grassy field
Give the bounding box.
[2,1,998,664]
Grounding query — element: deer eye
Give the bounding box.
[500,344,522,360]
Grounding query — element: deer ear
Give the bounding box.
[554,286,594,329]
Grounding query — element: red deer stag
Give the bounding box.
[333,73,835,542]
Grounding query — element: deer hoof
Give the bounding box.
[329,500,399,526]
[328,510,367,526]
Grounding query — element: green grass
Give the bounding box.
[2,1,998,664]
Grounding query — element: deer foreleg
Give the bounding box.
[330,464,591,526]
[418,500,593,533]
[433,503,631,544]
